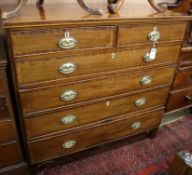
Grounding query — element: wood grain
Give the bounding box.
[10,26,116,56]
[172,67,192,90]
[0,121,15,143]
[25,87,169,139]
[0,98,9,120]
[118,23,186,46]
[28,108,163,163]
[166,87,192,111]
[0,70,7,95]
[0,143,21,168]
[15,43,180,86]
[20,66,175,114]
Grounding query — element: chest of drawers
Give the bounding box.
[0,36,29,175]
[166,23,192,113]
[2,0,191,167]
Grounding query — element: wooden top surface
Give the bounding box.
[2,0,192,28]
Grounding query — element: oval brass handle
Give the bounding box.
[140,76,152,85]
[148,27,160,42]
[58,62,77,74]
[131,122,142,130]
[62,140,76,149]
[135,98,146,107]
[185,95,192,101]
[60,90,77,101]
[59,32,77,49]
[61,115,77,125]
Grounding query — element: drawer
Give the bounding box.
[172,67,192,90]
[118,23,186,46]
[28,108,163,163]
[0,121,15,143]
[10,26,116,56]
[16,43,180,86]
[180,52,192,67]
[0,143,21,167]
[20,66,175,114]
[25,87,169,138]
[0,70,6,95]
[166,88,192,112]
[0,98,9,120]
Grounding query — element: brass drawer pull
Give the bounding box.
[135,98,146,107]
[58,62,76,74]
[140,76,152,85]
[61,115,77,125]
[131,122,142,130]
[62,140,76,149]
[148,27,160,42]
[60,90,77,101]
[59,32,77,49]
[185,95,192,101]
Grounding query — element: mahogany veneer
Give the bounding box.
[166,23,192,113]
[2,0,191,172]
[0,36,29,174]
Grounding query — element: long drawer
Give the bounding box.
[16,43,180,86]
[25,87,169,138]
[0,121,14,143]
[0,143,21,168]
[28,108,163,163]
[118,23,186,46]
[166,88,192,112]
[10,26,116,56]
[20,66,175,114]
[172,67,192,90]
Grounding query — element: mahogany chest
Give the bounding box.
[2,0,191,168]
[166,23,192,113]
[0,35,28,174]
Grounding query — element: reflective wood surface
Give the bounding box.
[2,0,191,27]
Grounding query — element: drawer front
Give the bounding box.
[181,52,192,67]
[0,121,15,143]
[11,26,116,56]
[20,67,175,114]
[166,88,192,112]
[16,43,180,86]
[28,109,163,163]
[173,68,192,90]
[25,87,169,138]
[118,23,186,46]
[0,70,6,95]
[0,98,9,120]
[0,143,21,167]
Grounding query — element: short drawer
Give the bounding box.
[16,43,180,86]
[172,67,192,90]
[0,98,9,120]
[28,108,163,163]
[118,23,186,46]
[25,87,169,138]
[166,88,192,112]
[0,121,15,143]
[20,66,175,114]
[0,143,21,167]
[11,26,116,56]
[0,70,6,95]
